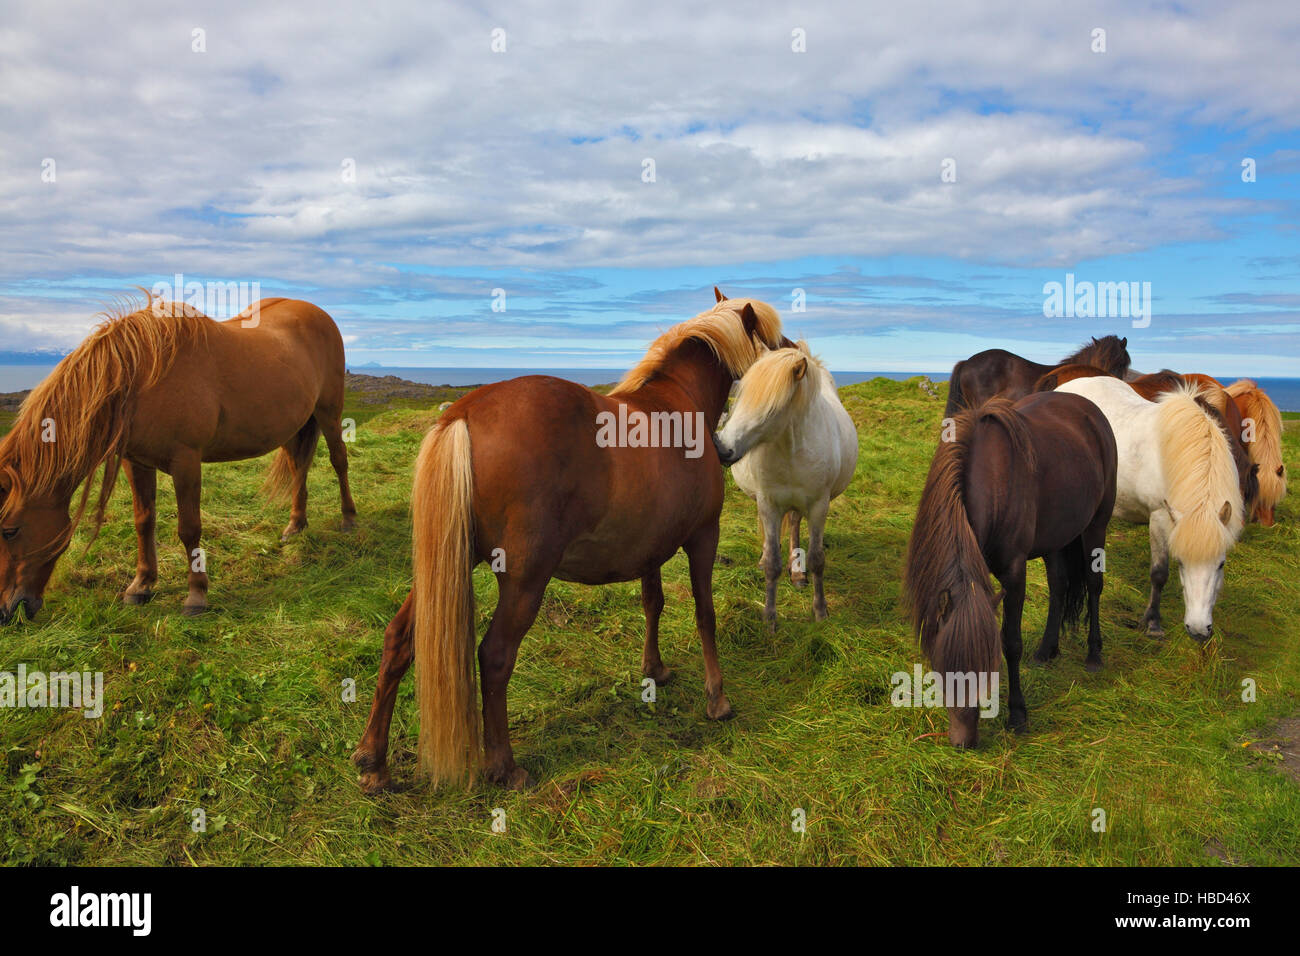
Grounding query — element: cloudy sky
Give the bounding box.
[1,0,1298,374]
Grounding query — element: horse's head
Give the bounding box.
[713,343,817,466]
[1092,335,1131,378]
[0,464,72,624]
[1169,498,1236,643]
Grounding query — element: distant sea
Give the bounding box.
[4,364,1299,412]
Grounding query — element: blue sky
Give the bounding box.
[1,0,1298,375]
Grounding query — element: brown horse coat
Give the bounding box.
[353,297,785,791]
[0,297,354,621]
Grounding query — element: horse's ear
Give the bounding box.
[1121,337,1128,347]
[1219,500,1232,525]
[792,357,807,380]
[1278,464,1286,478]
[714,286,727,303]
[740,302,759,337]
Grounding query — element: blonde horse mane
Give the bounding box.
[0,290,211,545]
[1157,385,1243,563]
[1225,379,1287,511]
[610,298,784,395]
[730,340,825,425]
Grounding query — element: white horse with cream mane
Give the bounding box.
[1055,376,1243,643]
[713,341,858,630]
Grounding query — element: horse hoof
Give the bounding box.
[790,574,807,589]
[182,602,208,617]
[1009,715,1028,734]
[707,697,735,721]
[122,590,153,606]
[357,768,392,795]
[766,617,778,635]
[1085,658,1103,673]
[813,606,828,622]
[643,667,675,686]
[341,515,357,532]
[1145,624,1165,639]
[281,524,306,542]
[487,766,535,790]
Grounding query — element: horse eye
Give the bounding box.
[1,527,17,541]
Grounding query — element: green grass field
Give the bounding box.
[2,378,1298,866]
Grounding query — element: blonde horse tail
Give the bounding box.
[412,416,481,785]
[263,418,321,501]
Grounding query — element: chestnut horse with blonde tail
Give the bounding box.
[0,295,355,622]
[352,295,785,791]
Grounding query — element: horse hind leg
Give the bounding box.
[317,409,357,531]
[278,419,320,541]
[1033,549,1067,663]
[352,592,415,793]
[479,571,550,790]
[1082,519,1107,672]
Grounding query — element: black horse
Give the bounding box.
[904,392,1118,746]
[944,336,1131,418]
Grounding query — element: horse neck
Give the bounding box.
[639,343,734,426]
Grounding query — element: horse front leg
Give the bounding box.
[353,592,414,793]
[685,522,734,720]
[807,498,831,621]
[758,499,784,632]
[640,567,673,685]
[1141,510,1172,638]
[171,452,208,615]
[122,461,158,605]
[788,511,807,588]
[1000,560,1028,733]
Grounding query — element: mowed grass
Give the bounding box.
[2,379,1298,866]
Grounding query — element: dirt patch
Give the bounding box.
[1244,716,1300,784]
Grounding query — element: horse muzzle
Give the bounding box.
[0,593,41,625]
[712,433,739,466]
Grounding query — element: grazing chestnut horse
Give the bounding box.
[1037,365,1260,525]
[903,393,1117,746]
[0,296,355,621]
[943,335,1131,417]
[1225,380,1287,525]
[352,297,785,791]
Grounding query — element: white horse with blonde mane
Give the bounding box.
[713,342,858,630]
[1056,376,1243,643]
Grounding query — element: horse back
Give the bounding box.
[442,376,725,585]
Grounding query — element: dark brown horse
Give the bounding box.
[944,336,1131,418]
[904,392,1117,746]
[0,295,355,621]
[352,297,785,791]
[1036,364,1260,526]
